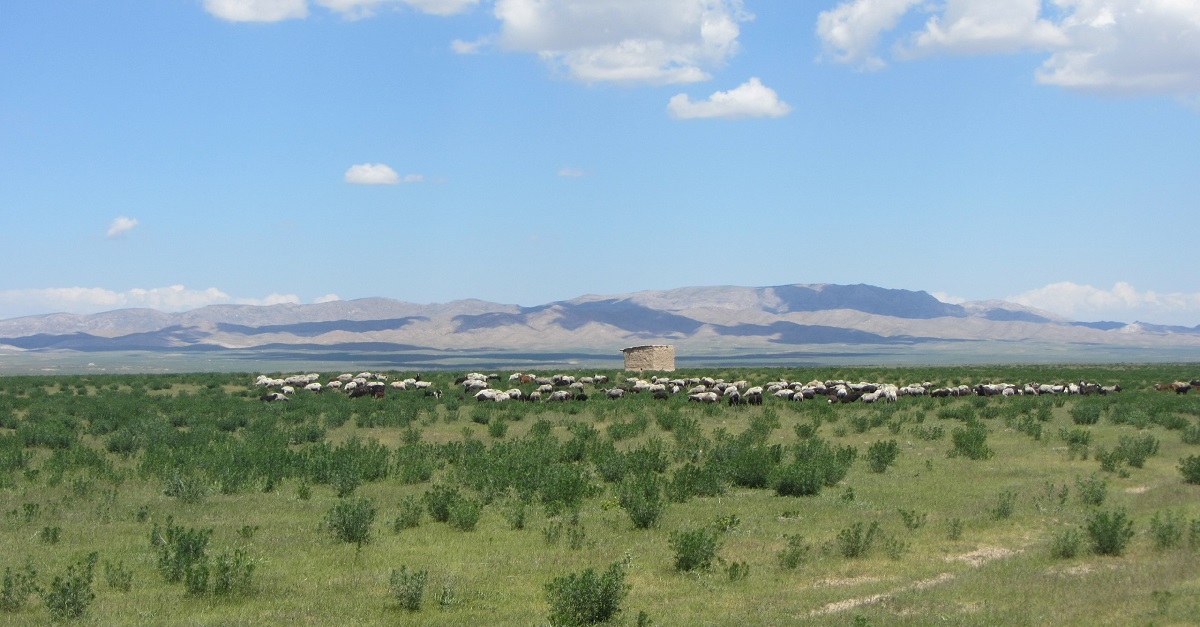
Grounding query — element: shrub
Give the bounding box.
[1076,474,1107,506]
[211,549,255,597]
[326,498,377,549]
[911,425,944,441]
[1,563,40,612]
[1150,511,1185,551]
[777,534,810,569]
[1116,434,1159,469]
[619,474,665,529]
[1086,509,1135,556]
[448,498,482,532]
[43,552,97,622]
[947,518,963,541]
[866,439,900,473]
[669,527,721,571]
[1070,403,1102,425]
[423,485,461,523]
[949,421,992,460]
[991,490,1018,520]
[544,559,629,627]
[1182,424,1200,445]
[1179,455,1200,484]
[393,495,423,531]
[163,471,208,504]
[103,560,132,592]
[836,522,880,558]
[390,566,428,612]
[898,509,926,531]
[151,517,212,584]
[1050,529,1081,559]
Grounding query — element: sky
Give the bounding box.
[1,0,1199,326]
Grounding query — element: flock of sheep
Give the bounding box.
[250,370,1200,405]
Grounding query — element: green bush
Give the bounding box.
[212,548,255,597]
[423,485,461,523]
[1,563,40,612]
[1050,529,1081,559]
[912,424,945,441]
[619,473,665,529]
[1070,403,1102,425]
[949,421,992,460]
[326,498,377,549]
[669,527,721,571]
[866,439,900,473]
[544,560,629,627]
[151,517,212,584]
[991,490,1018,520]
[43,552,97,622]
[837,521,880,558]
[777,534,810,569]
[390,565,428,612]
[1086,509,1135,556]
[1179,455,1200,484]
[898,509,926,531]
[103,560,132,592]
[1150,511,1185,551]
[1116,434,1159,469]
[1076,474,1107,506]
[448,498,482,532]
[393,495,423,531]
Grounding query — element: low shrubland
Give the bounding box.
[0,365,1198,624]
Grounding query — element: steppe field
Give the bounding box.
[2,364,1199,626]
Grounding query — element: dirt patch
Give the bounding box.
[816,576,882,587]
[1124,486,1149,494]
[947,546,1019,567]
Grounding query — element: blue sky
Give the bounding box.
[2,0,1199,325]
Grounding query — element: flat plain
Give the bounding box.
[1,363,1199,625]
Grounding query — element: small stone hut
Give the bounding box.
[621,345,675,372]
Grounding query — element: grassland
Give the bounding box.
[1,364,1199,625]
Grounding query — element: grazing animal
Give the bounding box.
[259,392,288,402]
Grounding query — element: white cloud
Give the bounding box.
[314,294,342,303]
[557,167,585,177]
[1035,0,1200,94]
[932,291,967,305]
[818,0,1200,97]
[451,37,488,54]
[816,0,922,70]
[402,173,425,183]
[206,0,477,21]
[0,285,311,320]
[204,0,308,22]
[667,77,791,119]
[344,163,400,185]
[903,0,1067,56]
[1008,281,1200,326]
[493,0,751,84]
[105,216,139,239]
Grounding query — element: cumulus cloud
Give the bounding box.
[667,77,791,119]
[816,0,921,70]
[0,285,312,320]
[344,163,400,185]
[105,216,139,239]
[493,0,751,83]
[204,0,308,22]
[902,0,1067,57]
[818,0,1200,97]
[206,0,477,21]
[314,294,342,303]
[1008,281,1200,326]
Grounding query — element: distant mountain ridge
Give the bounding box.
[1,283,1198,357]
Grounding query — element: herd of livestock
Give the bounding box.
[255,371,1200,405]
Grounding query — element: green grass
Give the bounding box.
[0,365,1199,624]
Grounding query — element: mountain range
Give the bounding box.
[1,284,1198,366]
